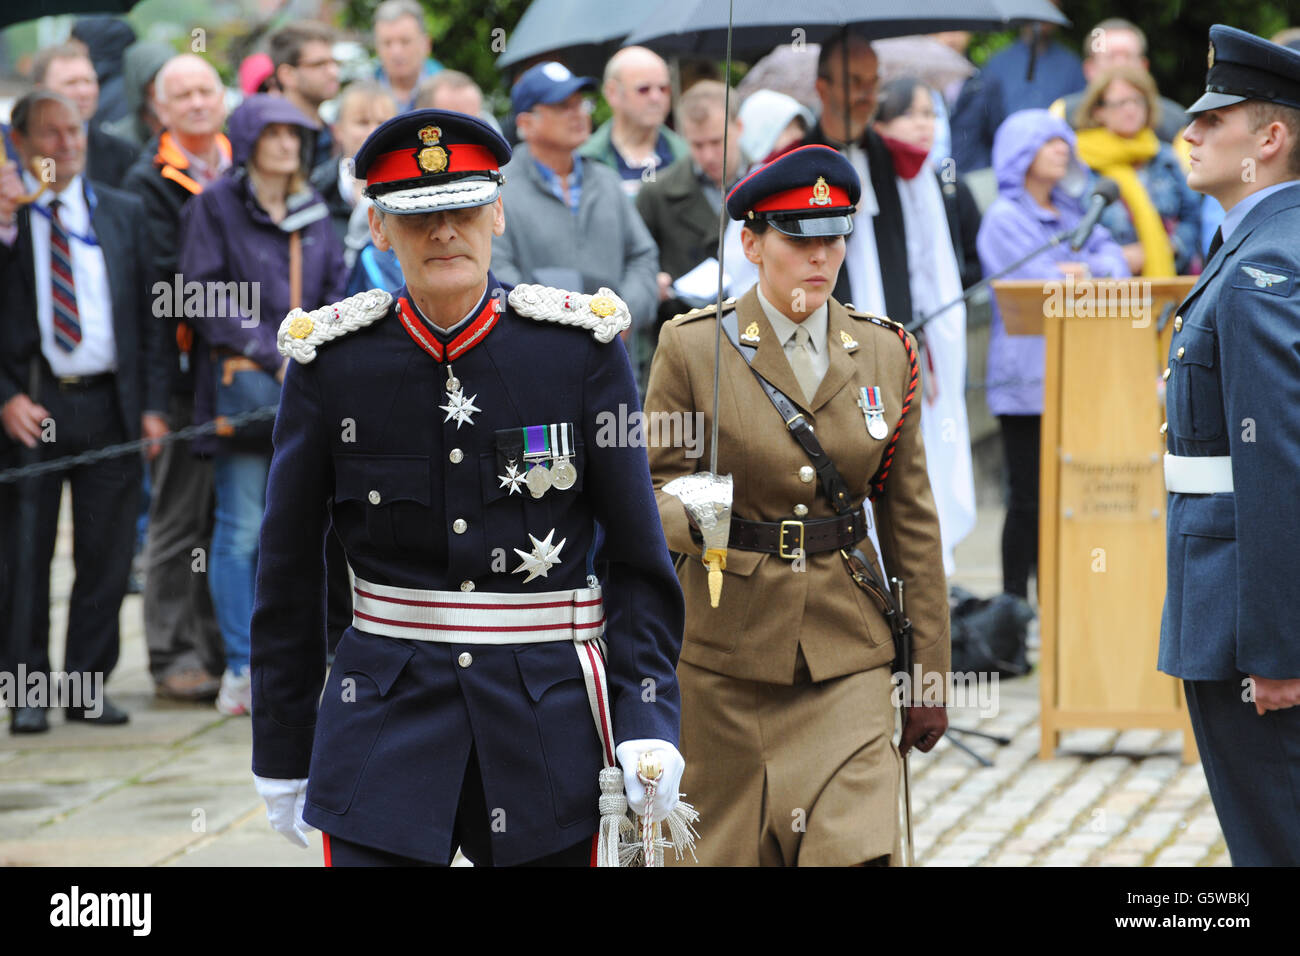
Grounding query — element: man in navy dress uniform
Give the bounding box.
[1161,25,1300,865]
[249,109,686,866]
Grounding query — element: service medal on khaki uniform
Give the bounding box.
[645,145,951,866]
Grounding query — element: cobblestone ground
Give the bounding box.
[0,502,1226,866]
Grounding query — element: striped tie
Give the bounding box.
[50,198,82,352]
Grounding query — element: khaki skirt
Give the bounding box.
[671,659,902,866]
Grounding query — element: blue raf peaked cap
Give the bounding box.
[1190,24,1300,114]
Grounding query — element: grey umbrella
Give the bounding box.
[497,0,650,77]
[625,0,1068,58]
[1,0,140,29]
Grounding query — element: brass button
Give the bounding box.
[1162,367,1171,381]
[1176,346,1185,359]
[459,580,474,592]
[457,652,472,668]
[1160,422,1168,435]
[793,503,809,517]
[1174,315,1183,331]
[798,465,815,484]
[368,490,381,505]
[453,518,467,534]
[449,448,464,464]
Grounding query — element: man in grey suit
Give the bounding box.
[1161,24,1300,865]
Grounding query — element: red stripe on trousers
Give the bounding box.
[323,832,332,867]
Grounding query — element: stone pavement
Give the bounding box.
[0,504,1227,866]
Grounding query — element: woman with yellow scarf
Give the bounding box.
[1074,66,1203,276]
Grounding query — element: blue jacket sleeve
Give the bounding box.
[250,355,333,777]
[579,333,685,746]
[1218,278,1300,678]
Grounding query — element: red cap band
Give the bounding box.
[366,143,500,188]
[752,182,852,215]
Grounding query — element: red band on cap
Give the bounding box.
[366,143,499,188]
[752,183,851,215]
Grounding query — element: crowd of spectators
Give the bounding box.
[0,7,1265,733]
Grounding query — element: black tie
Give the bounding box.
[1206,227,1223,261]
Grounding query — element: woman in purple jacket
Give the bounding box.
[977,109,1129,602]
[179,94,346,714]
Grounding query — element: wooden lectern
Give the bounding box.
[993,276,1198,763]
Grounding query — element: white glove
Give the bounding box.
[254,775,314,848]
[615,739,684,820]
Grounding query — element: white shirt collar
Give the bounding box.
[25,172,89,226]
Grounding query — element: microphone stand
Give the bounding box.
[901,222,1077,765]
[904,224,1074,334]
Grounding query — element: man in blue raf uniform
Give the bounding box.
[1161,25,1300,865]
[249,109,686,866]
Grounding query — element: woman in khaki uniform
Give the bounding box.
[644,145,950,866]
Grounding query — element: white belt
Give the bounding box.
[352,577,606,644]
[350,575,617,768]
[1163,454,1233,494]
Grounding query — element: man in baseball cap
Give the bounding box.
[510,60,597,116]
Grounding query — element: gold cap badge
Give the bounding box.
[416,125,447,174]
[809,176,832,207]
[1208,40,1215,69]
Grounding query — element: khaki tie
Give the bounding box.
[789,325,819,404]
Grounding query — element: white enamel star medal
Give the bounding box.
[498,461,525,495]
[439,363,480,429]
[512,529,566,583]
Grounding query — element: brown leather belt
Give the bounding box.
[728,512,866,559]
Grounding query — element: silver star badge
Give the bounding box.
[439,387,481,428]
[512,529,566,583]
[498,462,525,495]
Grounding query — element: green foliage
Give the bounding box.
[1046,1,1296,107]
[340,0,531,106]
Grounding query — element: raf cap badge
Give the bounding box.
[416,125,447,174]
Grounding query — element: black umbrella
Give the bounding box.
[625,0,1068,58]
[497,0,650,78]
[0,0,141,30]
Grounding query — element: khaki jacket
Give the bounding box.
[643,287,950,686]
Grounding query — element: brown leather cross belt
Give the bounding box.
[728,512,865,559]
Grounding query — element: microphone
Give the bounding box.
[1069,178,1120,251]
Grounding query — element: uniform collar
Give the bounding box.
[396,280,503,363]
[756,285,828,354]
[1221,179,1300,243]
